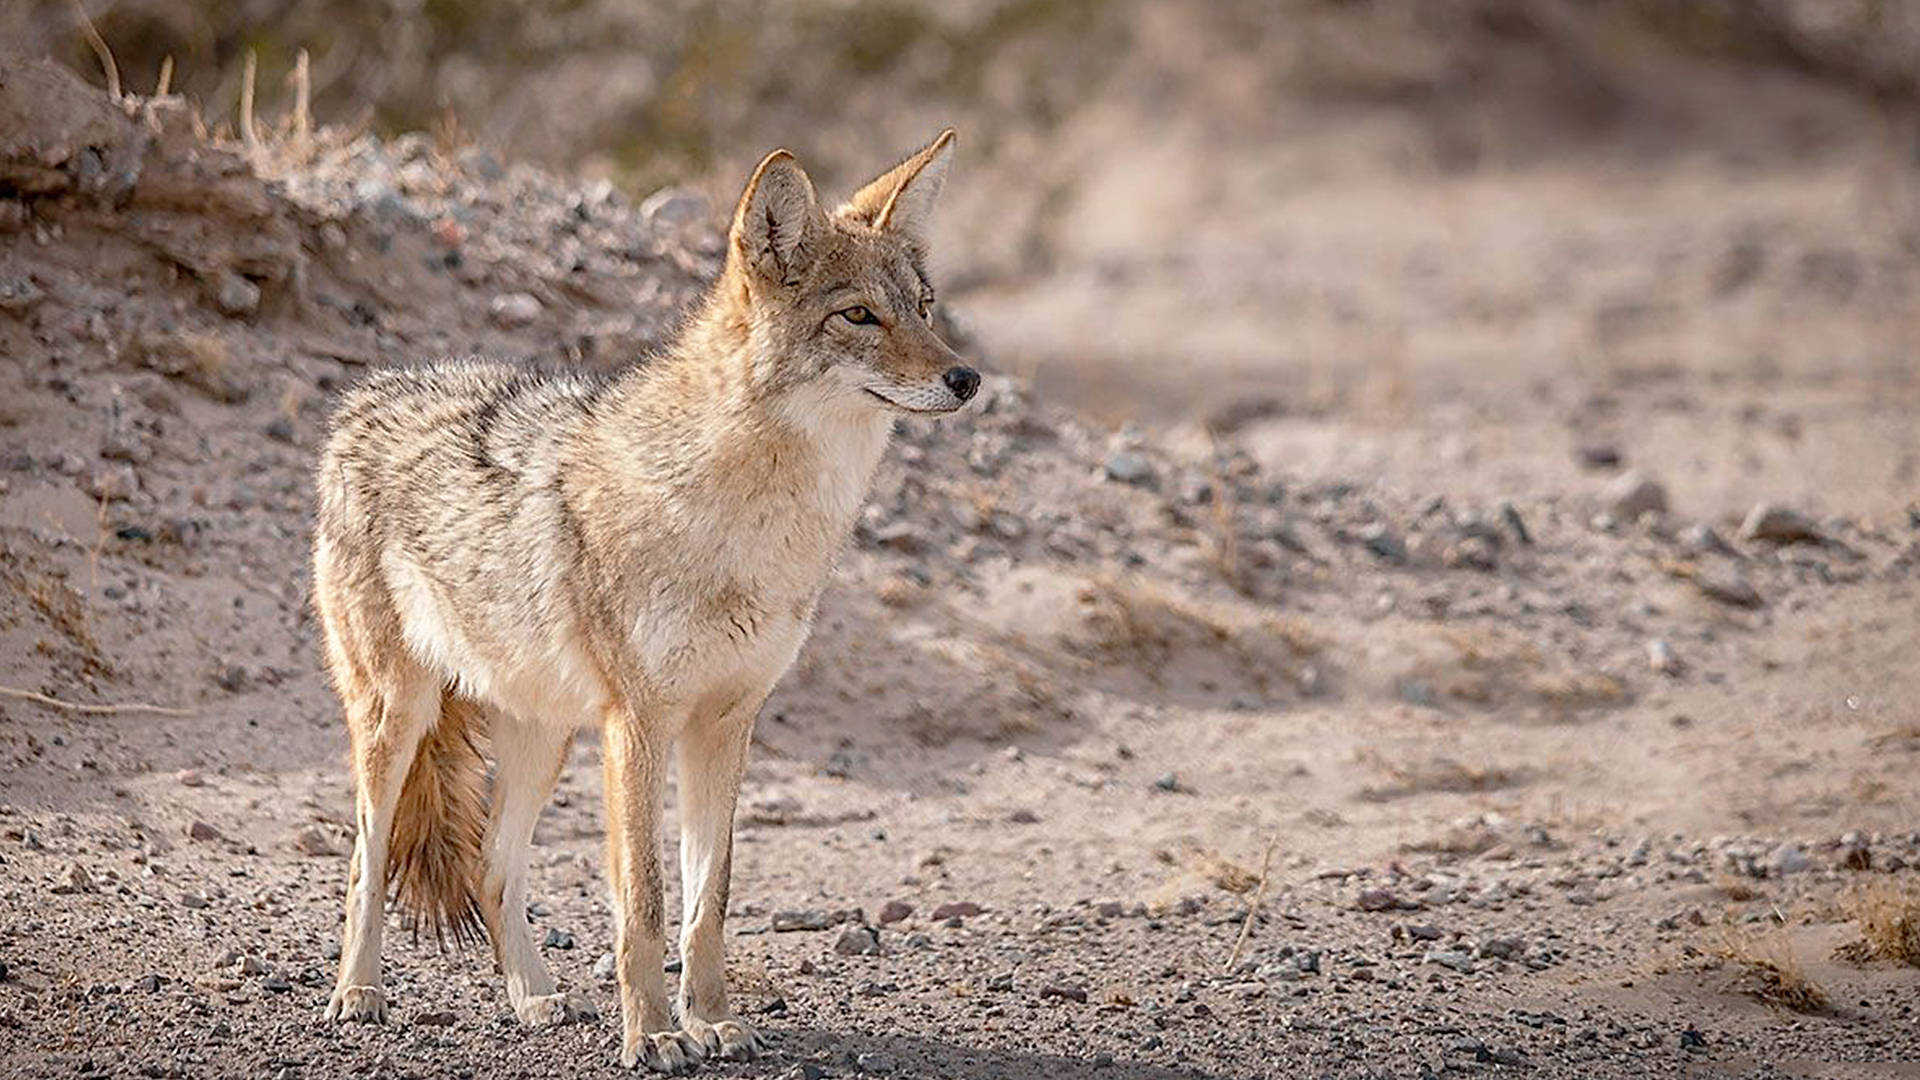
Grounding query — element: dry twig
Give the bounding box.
[0,684,193,718]
[1225,835,1277,971]
[69,0,120,101]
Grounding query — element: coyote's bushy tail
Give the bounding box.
[387,691,489,946]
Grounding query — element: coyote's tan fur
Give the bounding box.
[313,131,974,1072]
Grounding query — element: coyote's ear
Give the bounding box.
[839,129,955,248]
[731,149,825,285]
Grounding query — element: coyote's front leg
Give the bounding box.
[674,701,765,1062]
[604,706,704,1074]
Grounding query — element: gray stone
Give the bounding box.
[1103,450,1155,487]
[1602,471,1667,520]
[543,928,574,949]
[833,926,880,955]
[212,273,260,318]
[1769,842,1812,876]
[1646,638,1682,675]
[1739,503,1822,544]
[488,292,542,329]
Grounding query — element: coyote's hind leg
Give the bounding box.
[480,715,595,1026]
[326,669,438,1023]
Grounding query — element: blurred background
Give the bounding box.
[13,0,1916,523]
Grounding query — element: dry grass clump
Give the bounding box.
[1837,882,1920,967]
[1714,930,1830,1014]
[1356,749,1526,802]
[1076,574,1319,695]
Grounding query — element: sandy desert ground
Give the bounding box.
[3,6,1920,1076]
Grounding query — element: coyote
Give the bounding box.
[313,131,975,1072]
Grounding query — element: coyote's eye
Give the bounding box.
[838,305,880,326]
[917,296,934,322]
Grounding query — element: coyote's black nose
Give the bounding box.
[943,366,980,402]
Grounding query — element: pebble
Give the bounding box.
[594,952,617,983]
[876,899,913,925]
[1360,523,1406,562]
[1356,888,1413,912]
[1739,503,1821,544]
[1152,771,1180,793]
[52,862,97,894]
[1768,842,1812,875]
[82,461,139,502]
[833,926,880,955]
[543,928,575,949]
[1477,936,1525,960]
[1576,444,1622,469]
[488,292,542,328]
[414,1010,456,1027]
[854,1050,896,1075]
[772,909,836,932]
[1602,471,1667,520]
[1427,949,1476,974]
[1103,449,1155,486]
[931,900,983,920]
[1694,569,1761,609]
[187,820,223,842]
[1646,638,1682,675]
[177,770,205,788]
[1039,982,1088,1003]
[262,971,292,993]
[292,825,338,857]
[264,416,296,444]
[212,273,260,318]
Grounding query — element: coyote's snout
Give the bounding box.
[313,131,970,1072]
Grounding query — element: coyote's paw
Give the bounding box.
[681,1014,764,1062]
[517,991,598,1027]
[620,1029,703,1074]
[325,984,387,1023]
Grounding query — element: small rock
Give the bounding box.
[543,928,575,950]
[133,973,164,993]
[212,273,260,318]
[414,1010,456,1027]
[776,1065,827,1080]
[1355,888,1406,912]
[987,972,1015,992]
[1360,523,1406,562]
[1039,982,1088,1003]
[772,909,834,932]
[1497,500,1532,545]
[179,891,209,909]
[1679,1028,1708,1052]
[81,461,139,502]
[639,187,712,229]
[854,1050,896,1075]
[1427,949,1476,974]
[1769,843,1812,876]
[262,971,292,993]
[238,955,269,977]
[52,862,96,894]
[1152,771,1180,793]
[1602,471,1667,520]
[177,770,205,788]
[876,899,914,925]
[1576,444,1622,470]
[187,820,223,842]
[594,952,617,983]
[1103,450,1155,487]
[931,900,983,920]
[1694,570,1762,609]
[1739,503,1821,544]
[1404,924,1443,942]
[488,292,542,329]
[292,825,338,857]
[1679,523,1733,554]
[264,417,296,444]
[1477,936,1525,960]
[1646,638,1682,675]
[833,926,880,956]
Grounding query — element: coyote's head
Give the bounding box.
[719,130,979,416]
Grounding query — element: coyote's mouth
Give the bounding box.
[863,386,962,414]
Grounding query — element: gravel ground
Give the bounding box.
[2,54,1918,1080]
